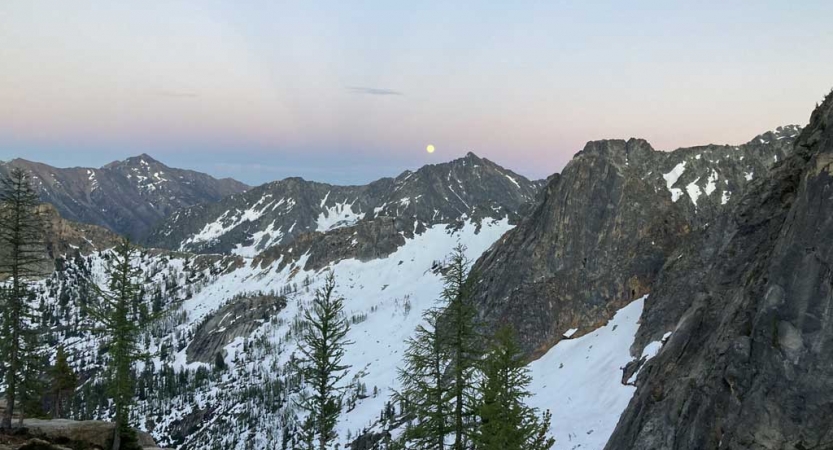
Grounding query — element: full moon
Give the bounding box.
[426,144,435,153]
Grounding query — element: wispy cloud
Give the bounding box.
[346,86,403,96]
[150,89,200,99]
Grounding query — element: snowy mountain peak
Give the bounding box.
[145,155,541,256]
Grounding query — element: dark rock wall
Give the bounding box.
[605,94,833,450]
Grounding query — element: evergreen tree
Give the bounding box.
[0,168,46,430]
[18,318,47,423]
[86,239,145,450]
[292,272,352,450]
[396,307,451,450]
[51,345,78,419]
[473,327,554,450]
[441,245,481,450]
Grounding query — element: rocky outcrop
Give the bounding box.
[0,419,162,449]
[0,154,248,239]
[0,203,121,278]
[252,216,407,272]
[469,127,799,357]
[186,291,287,363]
[38,204,121,258]
[145,153,541,255]
[605,93,833,449]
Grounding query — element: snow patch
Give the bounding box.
[316,200,359,232]
[663,162,687,202]
[504,173,521,189]
[704,170,718,196]
[686,177,702,207]
[184,196,274,246]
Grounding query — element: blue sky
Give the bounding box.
[1,1,832,185]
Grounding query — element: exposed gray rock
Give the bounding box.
[470,128,797,356]
[605,93,833,449]
[252,216,407,273]
[0,203,121,279]
[186,292,287,363]
[22,418,157,448]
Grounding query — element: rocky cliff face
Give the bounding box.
[0,203,121,278]
[186,291,287,364]
[37,203,122,258]
[145,152,541,256]
[0,154,248,239]
[604,94,833,449]
[469,127,799,357]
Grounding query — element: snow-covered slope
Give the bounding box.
[528,297,661,450]
[30,215,663,450]
[167,218,513,448]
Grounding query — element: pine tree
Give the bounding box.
[473,327,554,450]
[441,245,481,450]
[0,168,46,430]
[51,346,78,419]
[292,271,352,450]
[86,239,145,450]
[397,307,451,450]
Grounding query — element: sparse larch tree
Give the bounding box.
[397,307,452,450]
[292,271,352,450]
[442,245,482,450]
[86,238,145,450]
[0,168,46,430]
[473,326,554,450]
[51,345,78,419]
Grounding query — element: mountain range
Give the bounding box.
[143,152,542,256]
[0,154,249,239]
[6,99,830,450]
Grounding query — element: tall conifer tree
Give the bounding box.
[474,327,554,450]
[397,245,482,450]
[397,307,451,450]
[0,168,45,430]
[87,239,145,450]
[51,346,78,419]
[292,271,352,450]
[442,245,481,450]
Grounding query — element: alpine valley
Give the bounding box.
[5,93,833,450]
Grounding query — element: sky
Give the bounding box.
[1,1,832,185]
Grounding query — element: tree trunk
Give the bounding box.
[53,391,62,419]
[112,422,121,450]
[1,337,18,430]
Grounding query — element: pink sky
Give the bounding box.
[1,1,831,184]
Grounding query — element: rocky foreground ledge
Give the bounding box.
[0,418,167,450]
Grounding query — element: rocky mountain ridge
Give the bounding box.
[144,152,542,256]
[0,154,249,239]
[468,126,800,356]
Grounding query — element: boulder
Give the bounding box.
[23,419,157,449]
